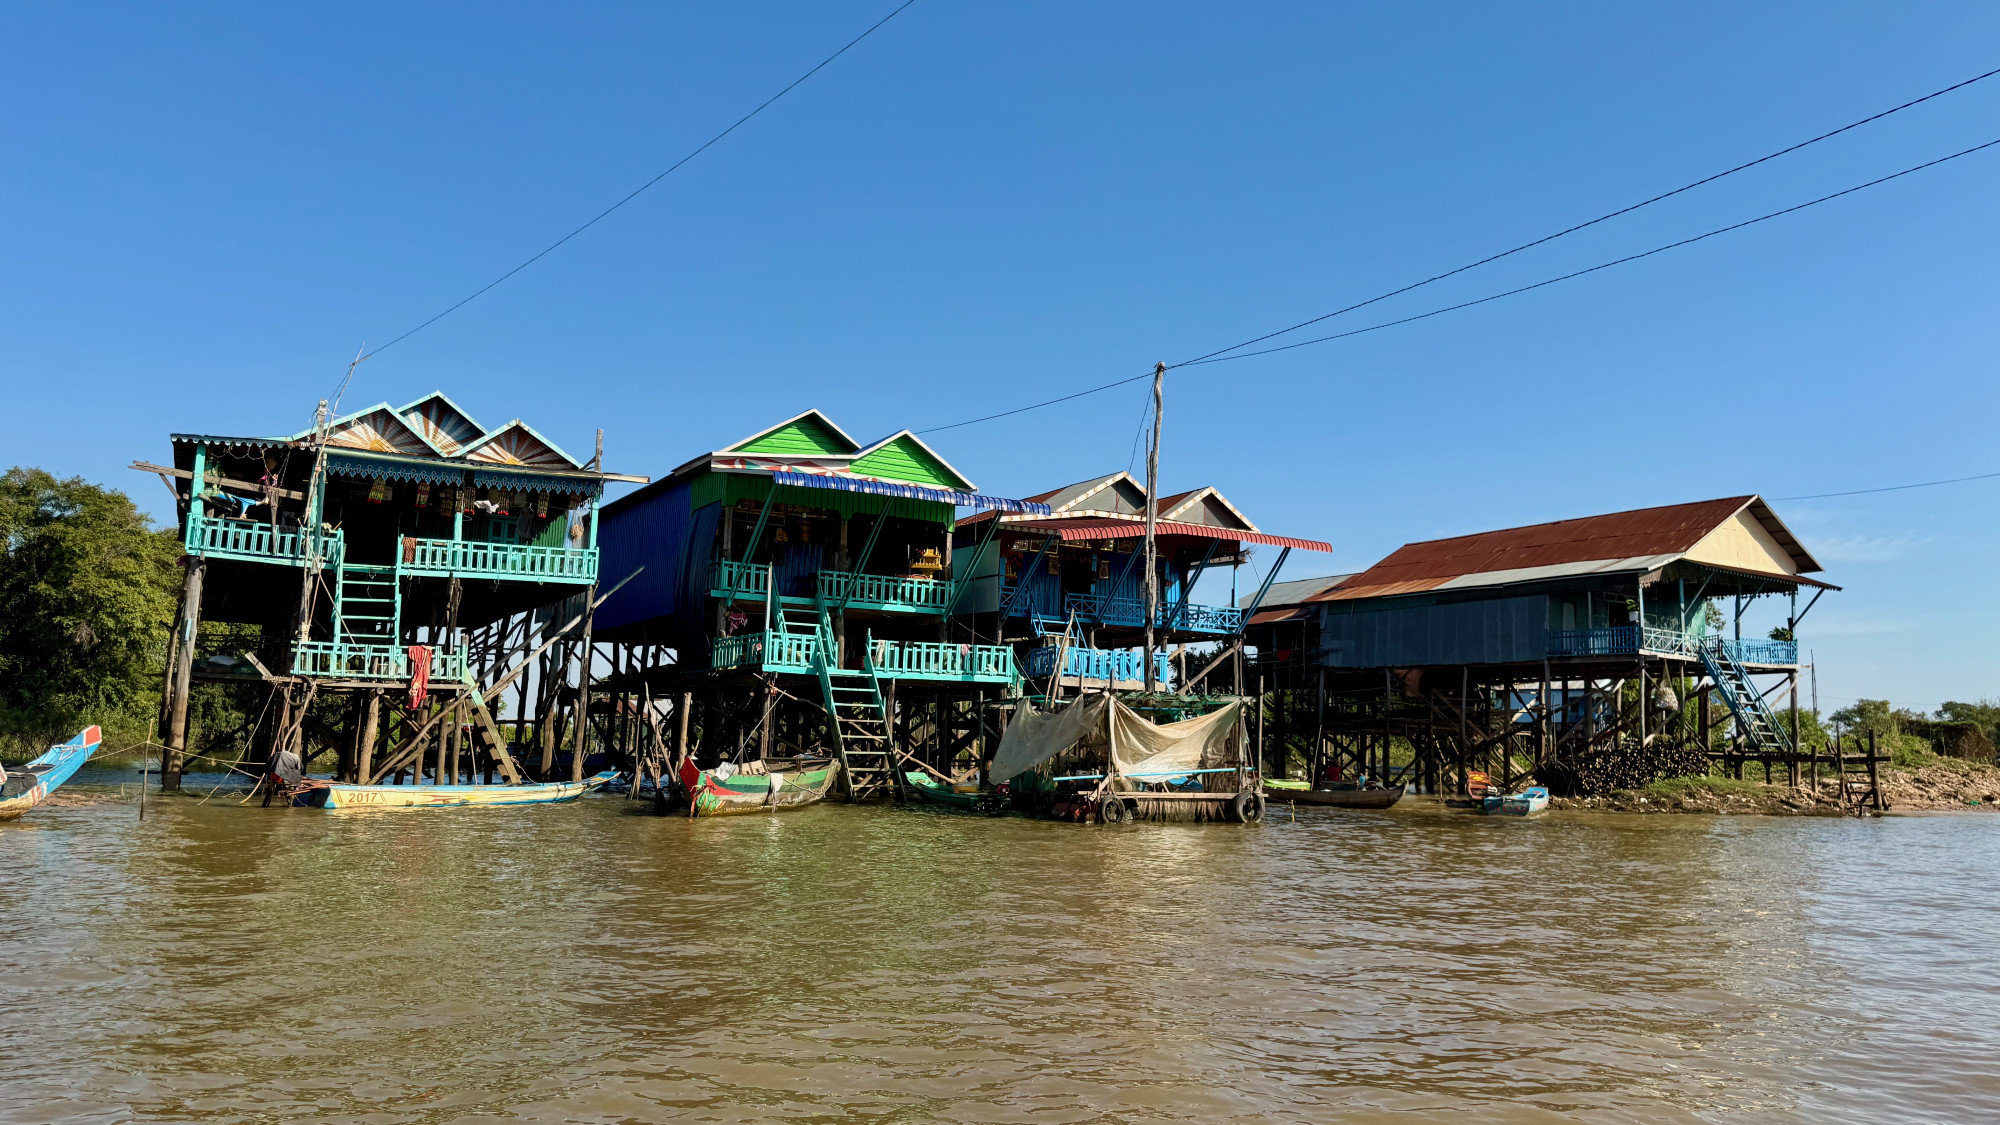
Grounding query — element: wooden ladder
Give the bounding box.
[818,656,898,801]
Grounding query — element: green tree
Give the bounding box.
[1937,698,2000,745]
[0,468,181,754]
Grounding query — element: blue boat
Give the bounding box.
[0,725,101,821]
[1481,785,1550,817]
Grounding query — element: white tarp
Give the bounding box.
[986,693,1243,786]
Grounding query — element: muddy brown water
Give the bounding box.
[2,766,1997,1123]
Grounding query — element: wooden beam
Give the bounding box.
[130,461,304,501]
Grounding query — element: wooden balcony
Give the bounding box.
[290,641,472,683]
[864,637,1015,683]
[710,630,819,673]
[400,537,596,584]
[818,569,956,613]
[185,514,342,568]
[1021,645,1171,686]
[1545,627,1798,666]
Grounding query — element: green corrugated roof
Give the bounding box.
[727,411,859,456]
[851,433,973,490]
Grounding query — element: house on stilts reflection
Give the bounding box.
[145,393,640,791]
[1243,495,1839,797]
[592,410,1051,799]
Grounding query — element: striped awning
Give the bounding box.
[771,471,1052,514]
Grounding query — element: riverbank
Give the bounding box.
[1550,760,2000,816]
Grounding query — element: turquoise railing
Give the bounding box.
[185,514,342,568]
[864,636,1015,683]
[709,560,771,598]
[401,537,595,583]
[1546,627,1797,665]
[818,570,954,613]
[1022,645,1172,685]
[711,630,818,672]
[1062,592,1243,633]
[290,642,471,683]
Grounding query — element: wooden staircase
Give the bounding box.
[816,647,899,802]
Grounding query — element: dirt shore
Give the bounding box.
[1549,761,2000,816]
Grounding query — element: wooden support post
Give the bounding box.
[161,557,205,791]
[571,586,597,781]
[357,689,380,786]
[1787,671,1801,787]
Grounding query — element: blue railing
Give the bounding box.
[1021,645,1172,685]
[865,637,1015,683]
[1060,592,1243,633]
[818,569,956,613]
[709,560,771,599]
[711,630,819,672]
[401,537,595,584]
[1546,627,1797,665]
[185,514,342,568]
[290,642,471,684]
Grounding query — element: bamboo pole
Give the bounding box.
[1142,360,1164,694]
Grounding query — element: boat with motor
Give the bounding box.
[1481,785,1550,816]
[290,770,618,809]
[1263,777,1407,809]
[904,770,1008,815]
[675,757,839,817]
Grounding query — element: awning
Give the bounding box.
[996,517,1331,552]
[1248,607,1310,625]
[771,471,1052,514]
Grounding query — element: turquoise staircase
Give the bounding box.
[808,603,899,801]
[335,564,400,647]
[1699,638,1792,753]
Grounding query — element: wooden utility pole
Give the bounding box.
[1142,361,1165,694]
[161,557,205,792]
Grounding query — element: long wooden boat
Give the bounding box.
[1264,778,1406,809]
[0,726,101,821]
[685,759,838,817]
[1481,785,1550,816]
[290,770,618,809]
[904,771,1008,815]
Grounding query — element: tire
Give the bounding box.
[1231,790,1266,824]
[1098,796,1128,824]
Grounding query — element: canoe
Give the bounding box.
[1481,786,1550,816]
[290,770,618,809]
[904,771,1008,815]
[0,726,101,821]
[1264,780,1406,809]
[684,759,838,817]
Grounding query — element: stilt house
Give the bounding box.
[1246,496,1836,795]
[952,472,1333,692]
[149,393,630,789]
[593,410,1051,797]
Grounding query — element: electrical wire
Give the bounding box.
[1775,470,2000,501]
[1181,63,2000,367]
[917,133,2000,433]
[350,0,921,371]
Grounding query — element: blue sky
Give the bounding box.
[4,2,1997,713]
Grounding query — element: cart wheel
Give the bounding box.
[1231,790,1266,823]
[1098,796,1128,824]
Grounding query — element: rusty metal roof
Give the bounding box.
[1315,496,1821,602]
[990,517,1331,552]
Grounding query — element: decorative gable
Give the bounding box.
[1685,507,1801,577]
[399,392,486,456]
[1159,487,1258,531]
[725,410,861,456]
[850,431,975,491]
[324,406,440,457]
[462,421,582,469]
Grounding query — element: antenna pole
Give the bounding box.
[1143,362,1164,694]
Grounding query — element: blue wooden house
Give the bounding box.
[952,472,1332,691]
[593,410,1050,795]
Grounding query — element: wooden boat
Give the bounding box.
[1481,785,1550,816]
[0,726,101,821]
[1264,778,1407,809]
[904,771,1008,815]
[290,770,617,809]
[683,758,838,817]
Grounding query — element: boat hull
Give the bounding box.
[904,771,1007,815]
[292,771,617,809]
[0,726,101,821]
[688,763,837,817]
[1480,787,1551,816]
[1264,783,1405,809]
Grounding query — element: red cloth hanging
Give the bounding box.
[407,645,432,710]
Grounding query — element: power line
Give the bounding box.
[1180,64,2000,367]
[1776,470,2000,501]
[351,0,921,371]
[919,133,2000,434]
[1182,135,2000,366]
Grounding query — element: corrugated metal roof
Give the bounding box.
[1238,574,1353,609]
[1315,496,1820,602]
[1247,607,1310,625]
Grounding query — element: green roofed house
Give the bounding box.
[594,409,1052,799]
[145,392,638,791]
